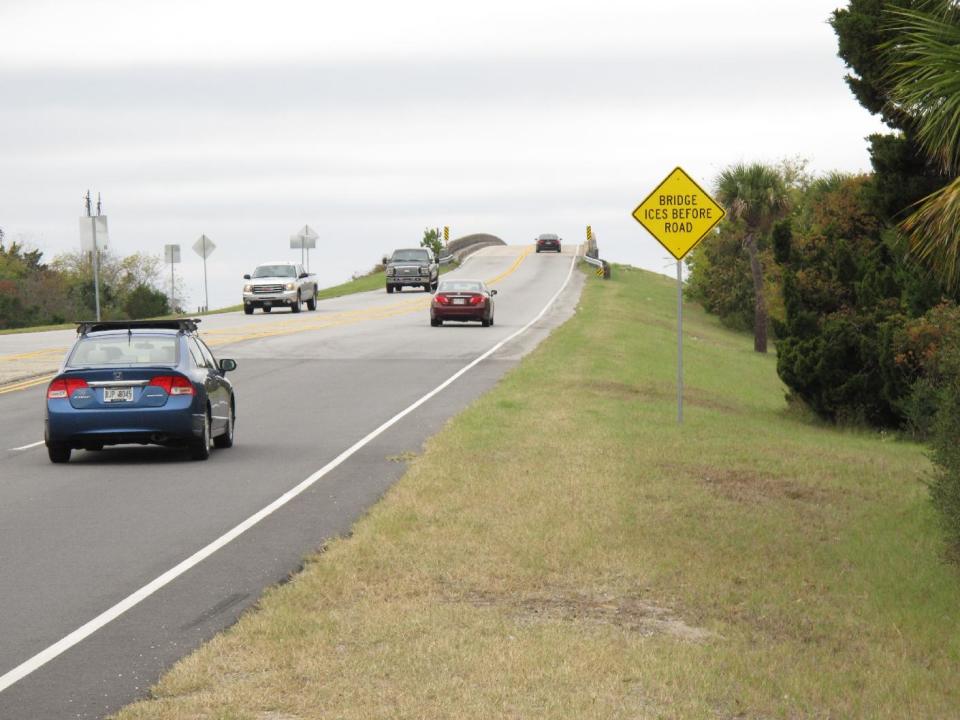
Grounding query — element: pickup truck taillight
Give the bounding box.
[148,375,195,395]
[47,378,89,399]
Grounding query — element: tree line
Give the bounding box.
[686,0,960,548]
[0,228,171,330]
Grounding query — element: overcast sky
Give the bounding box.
[0,0,886,309]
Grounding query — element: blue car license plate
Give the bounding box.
[103,387,134,403]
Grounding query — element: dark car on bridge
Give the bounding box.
[430,279,497,327]
[535,233,562,253]
[44,319,237,463]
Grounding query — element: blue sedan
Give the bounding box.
[44,319,237,463]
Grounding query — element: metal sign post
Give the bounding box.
[631,167,725,424]
[92,220,101,322]
[164,244,181,312]
[79,191,109,321]
[677,260,683,423]
[289,225,318,272]
[192,234,216,312]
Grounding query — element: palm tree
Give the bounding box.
[886,3,960,289]
[714,163,789,353]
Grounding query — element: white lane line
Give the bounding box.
[9,440,44,452]
[0,253,577,695]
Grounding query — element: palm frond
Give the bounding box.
[902,175,960,290]
[886,5,960,173]
[714,163,788,232]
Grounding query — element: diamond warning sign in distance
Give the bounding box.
[632,167,725,260]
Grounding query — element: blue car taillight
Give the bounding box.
[147,375,195,396]
[47,378,89,399]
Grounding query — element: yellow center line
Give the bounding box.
[0,347,69,362]
[0,247,534,394]
[0,374,56,395]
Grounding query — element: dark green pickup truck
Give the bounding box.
[383,248,439,293]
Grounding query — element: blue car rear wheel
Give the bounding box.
[48,443,71,464]
[191,409,212,461]
[213,403,235,449]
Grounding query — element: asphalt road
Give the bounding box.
[0,245,584,719]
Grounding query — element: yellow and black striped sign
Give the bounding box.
[443,226,449,243]
[586,225,592,242]
[595,266,604,277]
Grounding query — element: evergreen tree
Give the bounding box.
[831,0,946,221]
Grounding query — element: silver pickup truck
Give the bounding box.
[242,262,318,314]
[384,248,439,293]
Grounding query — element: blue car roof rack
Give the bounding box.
[76,318,201,335]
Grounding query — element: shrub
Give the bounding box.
[774,176,947,427]
[685,219,760,332]
[892,302,960,544]
[124,283,170,319]
[930,385,960,549]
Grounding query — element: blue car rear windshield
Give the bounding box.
[67,336,178,367]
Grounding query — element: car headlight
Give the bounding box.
[243,284,252,292]
[386,267,395,276]
[419,266,428,274]
[284,282,295,290]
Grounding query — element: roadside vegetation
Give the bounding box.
[0,252,461,335]
[687,0,960,550]
[0,231,171,330]
[113,266,959,719]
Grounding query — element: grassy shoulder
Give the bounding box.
[115,265,959,719]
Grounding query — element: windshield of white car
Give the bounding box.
[252,265,296,278]
[67,336,178,367]
[391,250,430,263]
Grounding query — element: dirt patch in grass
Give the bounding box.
[698,467,830,505]
[581,379,742,413]
[448,587,713,642]
[685,387,745,413]
[581,379,657,399]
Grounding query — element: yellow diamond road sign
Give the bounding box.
[632,166,725,260]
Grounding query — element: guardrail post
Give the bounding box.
[602,260,611,280]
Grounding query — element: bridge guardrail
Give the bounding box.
[438,234,507,265]
[581,252,610,280]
